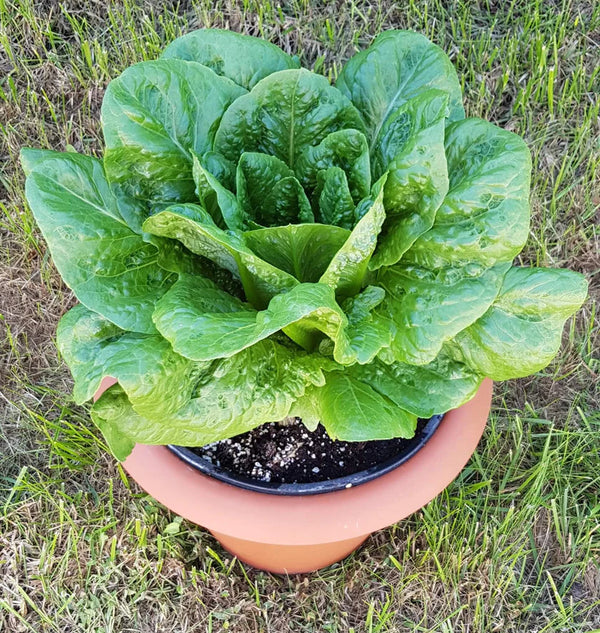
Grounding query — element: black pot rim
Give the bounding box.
[167,414,444,496]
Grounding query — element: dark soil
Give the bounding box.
[189,417,429,484]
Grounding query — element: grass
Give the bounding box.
[0,0,599,630]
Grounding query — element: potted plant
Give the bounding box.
[21,29,587,574]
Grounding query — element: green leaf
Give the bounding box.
[57,304,196,418]
[91,386,137,460]
[102,59,245,204]
[243,223,350,282]
[334,286,392,365]
[369,90,450,269]
[152,274,255,360]
[450,267,588,380]
[214,69,365,168]
[404,118,532,269]
[377,261,511,365]
[22,149,174,333]
[152,277,339,360]
[92,340,329,452]
[294,129,371,203]
[349,353,483,418]
[161,28,300,89]
[317,372,417,441]
[142,203,298,308]
[153,277,388,366]
[236,152,313,225]
[153,236,212,276]
[288,388,322,432]
[320,174,387,297]
[57,304,125,404]
[192,154,245,230]
[260,177,314,225]
[336,30,464,151]
[314,167,356,229]
[199,150,236,191]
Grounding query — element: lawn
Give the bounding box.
[1,0,599,631]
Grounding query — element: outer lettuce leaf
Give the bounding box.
[102,59,245,204]
[152,274,256,360]
[22,150,175,333]
[57,304,126,404]
[90,386,137,460]
[92,339,329,455]
[317,373,417,441]
[236,152,313,225]
[320,174,386,297]
[161,28,300,89]
[404,118,532,269]
[192,154,245,230]
[377,261,511,365]
[336,30,464,151]
[349,353,483,418]
[449,267,588,380]
[142,203,298,307]
[243,224,350,282]
[294,129,371,203]
[314,167,356,229]
[214,69,365,168]
[61,301,329,458]
[153,277,389,365]
[153,277,340,360]
[369,90,450,269]
[57,304,195,419]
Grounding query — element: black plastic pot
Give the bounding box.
[167,414,444,496]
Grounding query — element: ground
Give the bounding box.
[0,1,599,631]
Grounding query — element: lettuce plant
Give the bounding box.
[22,29,588,461]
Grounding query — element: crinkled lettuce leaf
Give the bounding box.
[349,352,483,418]
[152,276,390,365]
[161,28,300,90]
[236,152,314,225]
[448,267,588,379]
[320,174,387,297]
[214,69,365,168]
[295,129,371,203]
[377,261,511,365]
[22,149,175,333]
[143,203,298,307]
[404,118,532,269]
[369,89,450,269]
[102,59,245,205]
[336,30,464,150]
[314,167,356,229]
[91,339,329,458]
[192,153,245,230]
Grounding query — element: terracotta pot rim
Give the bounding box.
[118,378,493,546]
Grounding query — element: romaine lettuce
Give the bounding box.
[22,29,588,459]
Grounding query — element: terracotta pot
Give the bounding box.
[94,377,493,574]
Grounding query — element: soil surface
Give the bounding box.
[190,417,429,484]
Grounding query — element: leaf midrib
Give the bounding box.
[368,50,424,153]
[288,74,299,168]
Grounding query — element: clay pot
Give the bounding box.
[94,377,493,574]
